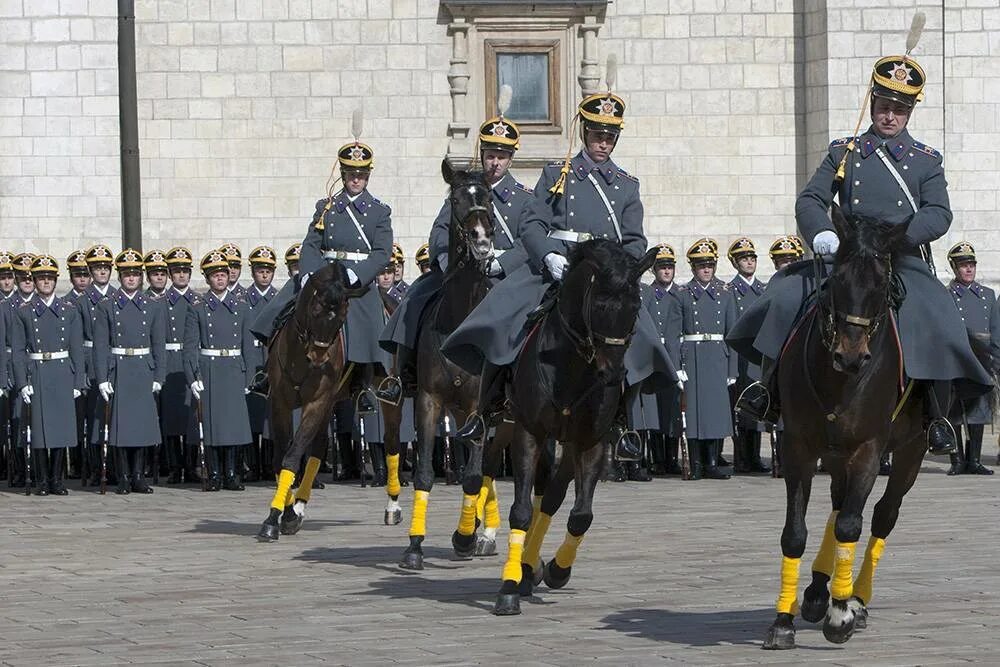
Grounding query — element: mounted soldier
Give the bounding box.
[729,49,994,455]
[376,95,532,406]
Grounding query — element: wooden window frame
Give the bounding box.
[484,39,562,134]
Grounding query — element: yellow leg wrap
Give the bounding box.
[775,556,801,615]
[554,531,584,569]
[386,453,401,497]
[475,476,491,522]
[522,512,552,570]
[484,478,501,530]
[271,469,296,511]
[293,457,322,504]
[501,529,527,582]
[409,490,429,537]
[457,493,478,536]
[830,541,858,600]
[811,510,839,577]
[853,536,886,606]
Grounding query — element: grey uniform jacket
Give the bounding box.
[645,282,685,437]
[680,278,738,440]
[78,284,120,444]
[380,172,534,354]
[160,287,199,440]
[184,291,254,447]
[947,280,999,425]
[245,284,276,433]
[443,152,676,390]
[728,127,994,393]
[251,190,393,368]
[728,275,767,430]
[11,296,86,449]
[94,292,167,448]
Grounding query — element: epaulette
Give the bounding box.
[313,197,332,231]
[617,167,639,183]
[18,300,32,309]
[911,141,942,160]
[370,196,391,212]
[829,136,856,150]
[60,297,77,309]
[514,181,533,194]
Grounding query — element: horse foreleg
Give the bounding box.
[519,443,573,596]
[380,397,404,525]
[400,392,439,570]
[257,395,296,543]
[452,439,485,559]
[279,429,328,536]
[543,442,602,592]
[471,438,504,557]
[763,433,816,650]
[493,425,540,616]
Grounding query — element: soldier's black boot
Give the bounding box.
[223,447,245,490]
[965,425,993,475]
[947,425,966,475]
[665,436,683,475]
[247,369,269,397]
[206,447,222,492]
[132,447,153,494]
[748,431,770,473]
[735,357,779,424]
[612,384,643,461]
[114,448,130,495]
[164,436,182,484]
[626,460,652,482]
[335,432,358,481]
[456,361,507,441]
[32,450,50,496]
[704,440,731,480]
[369,442,387,487]
[10,446,26,487]
[350,363,377,416]
[50,448,68,495]
[649,432,667,475]
[685,440,703,481]
[375,345,415,405]
[733,430,751,473]
[924,381,958,455]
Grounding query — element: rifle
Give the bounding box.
[679,388,691,481]
[24,401,32,496]
[770,426,780,478]
[357,395,369,489]
[5,397,12,488]
[100,399,110,494]
[443,414,455,485]
[196,399,207,492]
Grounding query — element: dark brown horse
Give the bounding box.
[397,159,498,570]
[256,261,367,541]
[478,239,658,615]
[763,207,993,648]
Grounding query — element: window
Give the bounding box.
[485,40,561,132]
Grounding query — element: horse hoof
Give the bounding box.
[451,530,476,559]
[256,522,279,542]
[801,587,830,624]
[384,509,402,525]
[762,622,796,650]
[518,564,535,597]
[280,505,304,535]
[822,600,856,644]
[849,597,868,630]
[492,593,521,616]
[533,563,544,587]
[543,558,572,590]
[474,536,497,557]
[399,550,424,570]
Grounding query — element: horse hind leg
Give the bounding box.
[475,476,501,557]
[801,510,838,623]
[400,393,439,570]
[452,435,485,559]
[382,401,404,526]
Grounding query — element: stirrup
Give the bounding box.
[456,413,488,441]
[613,428,643,462]
[374,376,403,406]
[247,370,270,398]
[355,389,377,416]
[926,418,958,455]
[735,381,772,423]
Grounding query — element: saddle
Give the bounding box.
[524,281,560,329]
[269,273,303,344]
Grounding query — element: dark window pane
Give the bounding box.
[497,53,549,121]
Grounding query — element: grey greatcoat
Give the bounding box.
[728,127,994,394]
[244,284,276,434]
[78,283,119,444]
[680,278,738,440]
[947,280,999,425]
[729,275,767,431]
[251,190,393,369]
[641,282,684,437]
[159,287,199,440]
[380,172,534,355]
[4,295,30,449]
[184,291,254,447]
[94,292,166,448]
[442,152,676,390]
[11,296,87,449]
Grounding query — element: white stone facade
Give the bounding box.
[1,0,997,285]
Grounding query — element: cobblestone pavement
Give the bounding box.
[1,453,998,666]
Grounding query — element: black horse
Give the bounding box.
[763,207,994,648]
[255,261,367,541]
[397,159,499,570]
[477,239,658,615]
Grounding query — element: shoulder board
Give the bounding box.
[911,141,942,159]
[18,300,32,309]
[513,181,533,194]
[60,298,77,309]
[313,197,331,231]
[371,196,390,211]
[617,167,639,183]
[829,136,857,149]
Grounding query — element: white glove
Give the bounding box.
[152,381,162,393]
[20,385,33,404]
[437,252,449,273]
[0,387,7,398]
[727,377,737,387]
[299,272,310,288]
[244,387,250,395]
[190,380,204,400]
[813,230,840,256]
[676,369,688,383]
[98,381,114,402]
[346,268,359,285]
[487,258,503,278]
[544,253,569,280]
[73,389,81,399]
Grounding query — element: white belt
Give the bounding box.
[200,348,241,357]
[323,250,369,262]
[165,342,183,351]
[29,350,69,361]
[82,341,94,348]
[112,347,151,356]
[682,334,725,343]
[493,248,506,256]
[548,229,594,243]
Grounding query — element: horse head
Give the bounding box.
[299,262,368,369]
[558,240,657,382]
[441,158,494,267]
[824,204,909,373]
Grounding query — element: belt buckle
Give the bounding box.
[579,232,593,242]
[335,251,347,260]
[42,351,52,361]
[223,349,234,357]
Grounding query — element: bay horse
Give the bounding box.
[397,159,499,570]
[763,207,994,648]
[482,239,658,615]
[255,261,368,541]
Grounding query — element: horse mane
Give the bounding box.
[566,239,641,318]
[834,214,901,285]
[304,260,349,307]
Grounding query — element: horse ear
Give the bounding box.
[629,246,660,284]
[830,202,851,240]
[441,158,456,186]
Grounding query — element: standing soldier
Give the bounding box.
[946,242,997,476]
[94,249,166,494]
[5,253,36,486]
[64,250,91,479]
[415,244,431,275]
[285,243,302,279]
[679,239,737,480]
[0,251,15,300]
[244,246,278,481]
[0,251,11,482]
[64,250,91,300]
[185,250,255,491]
[160,247,200,484]
[144,249,169,299]
[219,243,247,299]
[727,238,769,473]
[392,243,408,292]
[769,236,803,272]
[11,255,86,495]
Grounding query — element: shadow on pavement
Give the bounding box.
[188,518,359,536]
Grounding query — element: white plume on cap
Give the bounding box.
[605,53,617,92]
[497,84,513,118]
[351,107,363,143]
[905,12,925,56]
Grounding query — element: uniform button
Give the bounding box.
[569,212,574,216]
[855,162,861,168]
[569,195,574,200]
[854,180,860,186]
[909,152,914,157]
[853,198,859,205]
[897,201,902,207]
[903,165,908,170]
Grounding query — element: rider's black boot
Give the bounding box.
[375,345,416,405]
[734,357,779,424]
[925,381,958,455]
[456,361,507,441]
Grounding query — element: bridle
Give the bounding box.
[292,281,345,353]
[556,267,634,365]
[445,182,493,276]
[814,251,891,352]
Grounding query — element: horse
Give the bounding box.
[255,261,368,542]
[474,239,658,615]
[763,207,995,648]
[396,159,500,570]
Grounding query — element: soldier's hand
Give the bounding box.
[20,385,33,404]
[73,389,82,399]
[0,387,6,398]
[544,253,568,280]
[346,268,359,285]
[726,377,737,386]
[487,258,503,278]
[98,382,114,401]
[190,380,204,400]
[676,369,688,383]
[152,381,162,393]
[812,230,840,256]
